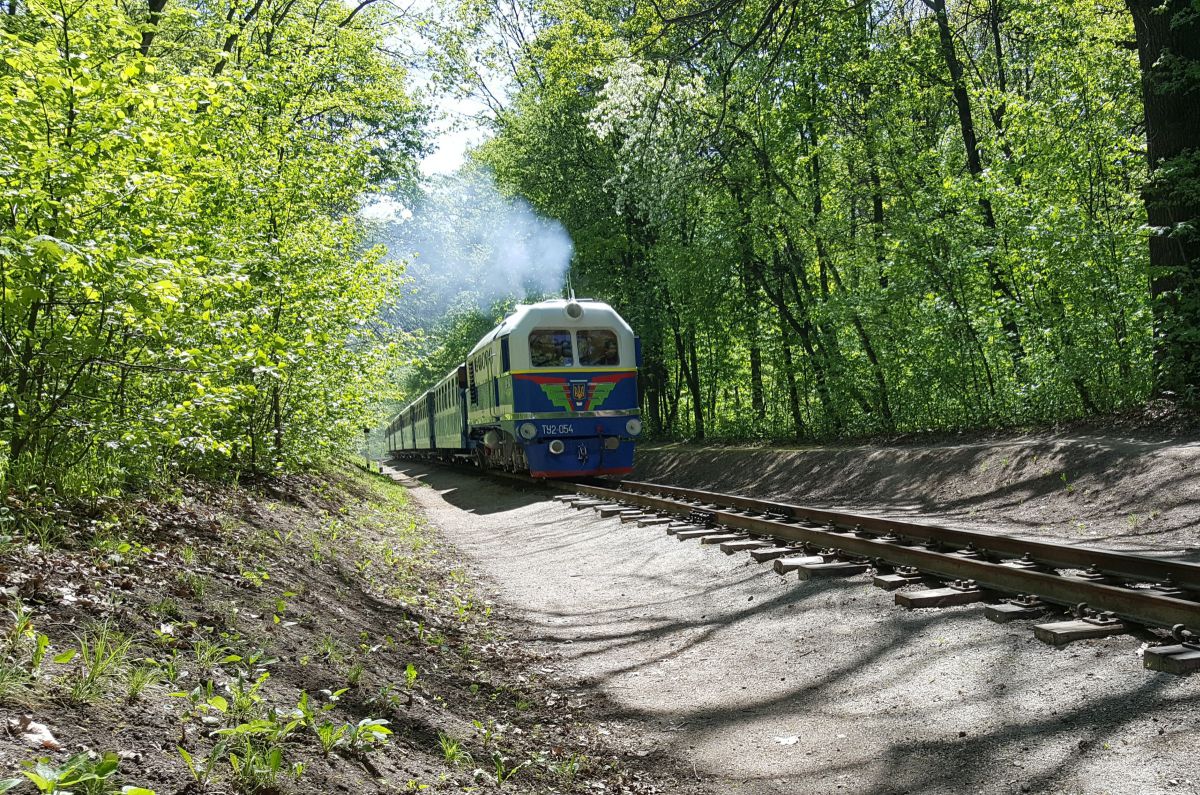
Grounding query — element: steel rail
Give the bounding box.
[574,483,1200,634]
[615,480,1200,592]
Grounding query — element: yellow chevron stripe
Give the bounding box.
[508,367,636,375]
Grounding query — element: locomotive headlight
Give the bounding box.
[565,301,583,319]
[548,439,566,455]
[518,422,537,440]
[625,418,643,437]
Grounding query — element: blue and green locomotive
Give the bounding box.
[385,298,642,478]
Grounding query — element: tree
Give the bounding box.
[1126,0,1200,397]
[431,0,1153,441]
[0,0,424,494]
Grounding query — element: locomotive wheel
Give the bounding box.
[474,448,488,471]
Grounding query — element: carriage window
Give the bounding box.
[577,329,620,366]
[529,329,574,367]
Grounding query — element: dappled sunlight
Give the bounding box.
[413,462,1200,794]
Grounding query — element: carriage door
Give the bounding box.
[425,393,436,448]
[457,365,469,447]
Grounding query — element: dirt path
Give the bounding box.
[398,456,1200,795]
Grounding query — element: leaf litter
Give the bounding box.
[0,468,706,793]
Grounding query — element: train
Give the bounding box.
[385,298,642,478]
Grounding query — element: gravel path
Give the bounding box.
[397,461,1200,795]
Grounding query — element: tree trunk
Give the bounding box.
[730,185,766,423]
[751,242,842,433]
[749,336,765,421]
[1126,0,1200,396]
[987,0,1016,167]
[870,157,887,288]
[779,324,806,440]
[928,0,1026,376]
[686,327,705,439]
[271,383,283,461]
[140,0,169,56]
[667,301,705,440]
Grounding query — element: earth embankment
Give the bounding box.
[633,434,1200,557]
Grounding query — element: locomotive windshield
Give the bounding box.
[578,329,620,366]
[529,329,574,367]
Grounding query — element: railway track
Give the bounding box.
[382,455,1200,673]
[555,479,1200,675]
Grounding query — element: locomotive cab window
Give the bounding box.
[577,329,620,366]
[529,329,574,367]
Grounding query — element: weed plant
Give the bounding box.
[126,665,162,703]
[192,639,228,670]
[438,733,472,767]
[0,659,30,704]
[1,751,156,794]
[346,661,365,687]
[61,623,131,704]
[177,745,223,789]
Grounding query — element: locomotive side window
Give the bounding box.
[529,329,574,367]
[577,329,620,366]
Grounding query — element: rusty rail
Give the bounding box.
[573,481,1200,634]
[618,481,1200,591]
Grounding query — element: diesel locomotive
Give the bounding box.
[385,298,642,477]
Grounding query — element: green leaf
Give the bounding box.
[177,747,196,777]
[22,771,52,789]
[94,752,120,777]
[53,649,78,664]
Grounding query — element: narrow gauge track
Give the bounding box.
[564,480,1200,675]
[382,455,1200,672]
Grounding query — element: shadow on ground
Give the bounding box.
[401,452,1200,795]
[635,438,1200,560]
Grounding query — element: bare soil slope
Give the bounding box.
[0,468,685,794]
[633,433,1200,558]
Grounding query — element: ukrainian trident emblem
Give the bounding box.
[571,382,587,405]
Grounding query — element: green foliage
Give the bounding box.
[226,672,270,719]
[398,305,506,395]
[225,738,302,794]
[438,732,472,766]
[213,714,306,792]
[62,623,131,704]
[404,662,419,689]
[177,745,222,789]
[312,717,390,755]
[489,752,527,785]
[438,0,1161,439]
[314,721,348,756]
[346,718,392,750]
[125,664,162,703]
[13,751,154,795]
[0,0,424,500]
